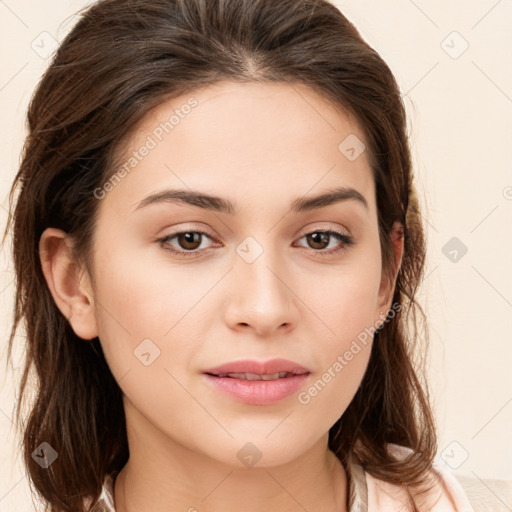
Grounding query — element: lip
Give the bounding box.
[202,358,311,405]
[203,358,310,376]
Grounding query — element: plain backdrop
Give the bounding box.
[1,0,511,510]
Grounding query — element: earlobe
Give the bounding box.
[39,227,99,340]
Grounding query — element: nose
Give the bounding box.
[223,243,300,337]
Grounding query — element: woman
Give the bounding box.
[3,0,477,510]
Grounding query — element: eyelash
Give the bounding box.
[157,228,354,259]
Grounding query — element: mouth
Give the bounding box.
[203,372,311,405]
[202,357,311,377]
[202,358,311,404]
[205,371,309,380]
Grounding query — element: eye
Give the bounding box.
[158,230,217,258]
[294,229,354,257]
[157,228,354,258]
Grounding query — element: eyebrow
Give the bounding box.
[132,186,369,214]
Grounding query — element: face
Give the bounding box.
[49,81,401,469]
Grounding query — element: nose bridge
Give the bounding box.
[225,233,297,332]
[236,233,288,301]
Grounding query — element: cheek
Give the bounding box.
[92,237,198,337]
[297,288,375,431]
[295,258,380,420]
[90,257,199,429]
[89,244,174,378]
[302,255,381,339]
[90,241,221,399]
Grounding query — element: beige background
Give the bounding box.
[1,0,511,510]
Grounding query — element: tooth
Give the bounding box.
[250,372,287,380]
[262,372,284,380]
[216,372,293,380]
[245,373,263,380]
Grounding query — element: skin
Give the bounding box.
[39,81,403,512]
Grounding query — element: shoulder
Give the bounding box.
[363,444,476,512]
[365,463,475,511]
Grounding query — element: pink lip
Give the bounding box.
[203,358,310,376]
[202,358,311,405]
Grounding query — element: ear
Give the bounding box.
[374,221,404,327]
[39,227,99,340]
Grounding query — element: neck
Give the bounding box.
[114,402,348,512]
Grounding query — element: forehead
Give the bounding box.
[100,80,376,217]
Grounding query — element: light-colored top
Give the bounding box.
[89,445,511,511]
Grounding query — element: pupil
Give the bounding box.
[309,232,328,249]
[180,232,200,249]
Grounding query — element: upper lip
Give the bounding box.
[203,358,310,376]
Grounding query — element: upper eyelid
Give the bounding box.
[159,225,351,246]
[159,221,351,238]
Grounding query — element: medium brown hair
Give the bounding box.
[3,0,437,510]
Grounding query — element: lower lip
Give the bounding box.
[203,373,310,405]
